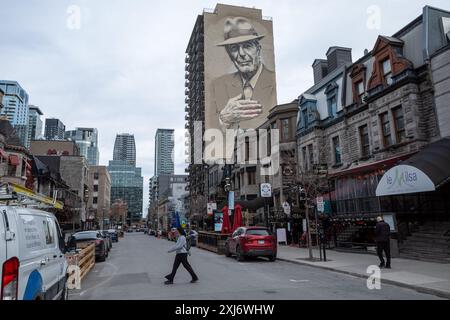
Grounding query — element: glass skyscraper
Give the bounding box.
[108,160,143,224]
[44,118,65,140]
[65,128,100,165]
[0,80,30,148]
[113,134,136,166]
[155,129,174,176]
[28,105,43,144]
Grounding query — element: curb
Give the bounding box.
[277,257,450,299]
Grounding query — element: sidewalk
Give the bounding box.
[277,245,450,299]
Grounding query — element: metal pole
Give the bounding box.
[305,200,313,260]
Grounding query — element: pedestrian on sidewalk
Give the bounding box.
[375,216,391,269]
[165,227,199,285]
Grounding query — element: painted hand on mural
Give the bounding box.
[219,94,262,129]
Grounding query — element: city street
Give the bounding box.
[69,233,441,300]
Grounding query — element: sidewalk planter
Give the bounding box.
[197,231,230,255]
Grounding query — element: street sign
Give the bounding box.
[316,196,324,213]
[207,202,217,216]
[260,183,272,198]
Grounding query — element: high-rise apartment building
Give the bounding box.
[185,4,277,220]
[155,129,174,176]
[0,80,30,148]
[113,133,136,166]
[27,105,43,144]
[45,118,65,140]
[65,127,100,165]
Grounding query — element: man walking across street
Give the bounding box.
[165,227,199,285]
[375,216,391,269]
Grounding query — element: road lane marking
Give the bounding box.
[290,279,310,283]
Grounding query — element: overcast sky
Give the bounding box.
[1,0,448,213]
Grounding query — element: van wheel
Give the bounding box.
[269,255,277,262]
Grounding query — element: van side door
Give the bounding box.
[40,216,62,299]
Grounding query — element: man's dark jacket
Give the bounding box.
[375,221,391,242]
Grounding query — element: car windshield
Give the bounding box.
[246,229,270,236]
[73,232,99,240]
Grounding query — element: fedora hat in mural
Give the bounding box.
[217,16,265,46]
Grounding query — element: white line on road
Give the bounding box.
[290,279,310,283]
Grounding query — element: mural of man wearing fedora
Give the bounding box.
[211,16,277,131]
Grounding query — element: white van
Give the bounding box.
[0,206,68,300]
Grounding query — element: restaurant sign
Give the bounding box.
[376,165,435,196]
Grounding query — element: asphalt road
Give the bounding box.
[69,233,440,300]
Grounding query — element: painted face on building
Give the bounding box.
[226,40,261,76]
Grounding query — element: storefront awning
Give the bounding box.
[376,138,450,196]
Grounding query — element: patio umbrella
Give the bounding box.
[232,204,243,233]
[221,206,231,234]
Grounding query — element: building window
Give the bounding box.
[93,197,98,204]
[327,95,337,118]
[380,112,393,147]
[332,136,341,165]
[247,171,256,185]
[302,109,308,128]
[393,106,406,143]
[308,144,314,170]
[382,59,393,85]
[94,185,99,192]
[356,81,365,102]
[281,118,290,141]
[359,125,370,157]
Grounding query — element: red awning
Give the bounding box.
[328,152,416,179]
[9,154,20,166]
[0,148,8,160]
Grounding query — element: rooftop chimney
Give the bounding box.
[312,59,329,85]
[326,46,352,73]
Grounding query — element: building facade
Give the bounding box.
[27,105,43,144]
[185,4,277,225]
[295,6,450,261]
[108,160,143,224]
[87,166,111,228]
[30,139,80,156]
[65,127,100,165]
[44,118,65,140]
[113,133,136,166]
[155,129,174,176]
[0,80,30,148]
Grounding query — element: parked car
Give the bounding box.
[1,206,68,300]
[108,229,119,242]
[99,230,112,251]
[127,229,133,233]
[225,227,277,262]
[67,231,108,262]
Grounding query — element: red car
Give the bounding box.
[225,227,277,262]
